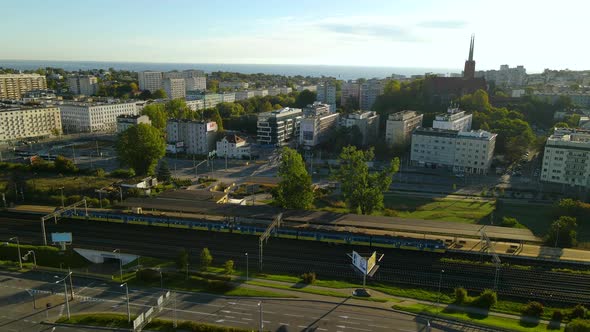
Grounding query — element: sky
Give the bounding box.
[0,0,588,72]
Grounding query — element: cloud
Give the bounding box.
[315,21,419,42]
[418,20,466,29]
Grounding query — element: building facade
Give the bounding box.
[185,76,207,91]
[138,71,163,92]
[476,65,527,87]
[0,106,62,141]
[360,79,384,111]
[67,75,99,95]
[385,110,424,147]
[116,114,152,133]
[166,120,218,155]
[432,107,472,131]
[0,74,47,100]
[163,78,186,99]
[216,134,250,159]
[235,91,256,101]
[411,128,496,174]
[299,112,340,148]
[341,80,361,108]
[257,107,303,145]
[541,128,590,188]
[316,82,336,112]
[341,111,380,146]
[59,102,138,133]
[219,81,249,90]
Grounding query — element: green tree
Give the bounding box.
[142,103,167,131]
[116,123,166,175]
[333,146,400,215]
[54,155,78,174]
[177,249,189,270]
[260,101,273,113]
[546,216,578,248]
[139,90,152,100]
[200,248,213,270]
[273,147,314,209]
[152,89,167,99]
[223,260,234,275]
[383,80,401,95]
[165,99,191,119]
[554,122,569,128]
[157,160,172,182]
[216,102,244,118]
[295,89,317,108]
[203,108,224,131]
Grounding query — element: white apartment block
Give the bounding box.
[138,71,163,92]
[0,74,47,100]
[341,111,380,146]
[163,78,186,100]
[221,93,235,103]
[67,75,98,95]
[541,128,590,188]
[0,106,62,142]
[59,102,138,133]
[304,102,331,117]
[341,80,361,107]
[475,65,526,87]
[216,134,250,159]
[360,79,384,111]
[411,128,497,175]
[219,81,249,90]
[166,120,218,155]
[185,76,207,91]
[316,82,336,112]
[257,107,303,145]
[268,87,293,96]
[299,112,340,148]
[432,107,472,132]
[116,114,152,133]
[253,89,268,97]
[385,110,424,147]
[235,91,256,101]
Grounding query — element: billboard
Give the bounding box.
[367,252,377,274]
[351,251,368,275]
[51,232,72,243]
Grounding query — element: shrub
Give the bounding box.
[566,319,590,332]
[223,260,234,275]
[501,217,518,227]
[301,272,316,284]
[110,168,136,178]
[471,289,497,309]
[200,248,212,270]
[570,305,588,320]
[552,310,564,322]
[66,195,82,204]
[522,301,544,317]
[454,287,468,304]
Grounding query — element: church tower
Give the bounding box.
[463,35,476,79]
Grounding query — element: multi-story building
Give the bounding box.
[67,75,99,95]
[299,111,340,148]
[360,79,384,111]
[296,85,317,92]
[385,110,424,147]
[116,114,152,133]
[533,92,590,108]
[253,89,268,97]
[184,76,207,91]
[316,82,336,112]
[432,107,472,132]
[220,92,235,103]
[475,65,527,87]
[138,71,163,92]
[541,128,590,188]
[268,87,293,96]
[166,120,218,155]
[341,80,361,108]
[163,78,186,100]
[257,107,303,145]
[0,74,47,100]
[59,102,137,133]
[411,128,496,174]
[216,134,250,159]
[219,81,249,90]
[21,89,59,104]
[341,111,380,146]
[0,106,62,141]
[235,91,256,101]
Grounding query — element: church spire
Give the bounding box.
[468,34,474,62]
[463,34,476,79]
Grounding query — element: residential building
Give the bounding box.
[360,79,384,111]
[253,89,268,97]
[219,81,249,90]
[304,102,331,116]
[385,110,424,147]
[410,128,496,174]
[0,106,62,141]
[138,71,163,92]
[184,76,206,91]
[59,102,137,133]
[67,75,99,95]
[296,85,317,92]
[316,82,336,112]
[221,93,235,103]
[235,91,256,101]
[341,111,380,146]
[541,128,590,188]
[432,107,472,132]
[166,120,218,155]
[476,65,527,87]
[116,114,152,133]
[216,134,250,159]
[268,87,292,96]
[21,89,59,104]
[257,107,303,145]
[341,80,361,108]
[163,78,186,100]
[299,111,340,148]
[534,92,590,108]
[0,74,47,99]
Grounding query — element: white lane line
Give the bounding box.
[298,325,309,329]
[241,318,253,321]
[347,327,372,332]
[368,324,388,328]
[283,313,304,317]
[279,323,290,326]
[224,316,235,319]
[220,310,252,316]
[317,328,328,331]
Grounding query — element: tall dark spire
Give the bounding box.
[468,34,474,62]
[464,34,476,79]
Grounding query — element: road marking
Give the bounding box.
[368,324,388,328]
[298,325,309,329]
[224,316,235,319]
[317,328,328,331]
[283,313,304,317]
[347,327,372,332]
[340,321,360,325]
[241,318,253,321]
[279,323,290,326]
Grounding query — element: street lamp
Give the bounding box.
[58,186,65,207]
[8,237,22,269]
[55,272,72,319]
[158,268,163,290]
[120,283,131,323]
[113,249,123,282]
[245,253,249,281]
[436,269,445,310]
[258,301,264,332]
[22,250,36,269]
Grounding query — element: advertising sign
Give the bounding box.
[51,232,72,243]
[351,251,367,275]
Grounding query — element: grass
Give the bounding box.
[495,201,556,238]
[123,256,174,269]
[56,313,132,328]
[0,243,89,269]
[393,303,564,332]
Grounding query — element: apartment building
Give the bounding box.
[219,81,249,90]
[138,71,163,92]
[59,102,137,133]
[257,107,303,145]
[341,80,361,107]
[0,74,47,100]
[299,111,340,148]
[235,91,256,101]
[316,82,336,112]
[268,87,292,96]
[163,78,186,100]
[385,110,424,147]
[0,106,62,141]
[411,128,496,174]
[475,65,526,87]
[67,75,99,95]
[432,107,472,131]
[341,111,380,146]
[541,128,590,188]
[216,134,250,159]
[185,76,206,91]
[360,79,384,111]
[164,70,206,91]
[166,120,218,155]
[116,114,152,133]
[253,89,268,97]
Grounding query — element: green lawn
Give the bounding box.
[494,201,555,238]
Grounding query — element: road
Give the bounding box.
[0,270,446,332]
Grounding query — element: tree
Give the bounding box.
[554,122,569,128]
[165,99,191,119]
[273,147,314,209]
[200,248,213,270]
[142,103,167,131]
[546,216,578,248]
[157,160,172,182]
[116,123,166,175]
[501,217,518,227]
[223,260,234,275]
[177,249,189,270]
[54,155,78,174]
[260,101,273,113]
[333,146,399,215]
[139,90,152,100]
[295,89,317,108]
[152,89,167,99]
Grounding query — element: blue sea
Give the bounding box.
[0,60,459,80]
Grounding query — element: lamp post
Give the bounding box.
[436,269,445,310]
[158,268,163,289]
[23,250,36,269]
[120,283,131,323]
[113,249,123,281]
[55,273,72,319]
[245,252,249,281]
[59,186,65,207]
[9,237,22,269]
[258,301,264,332]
